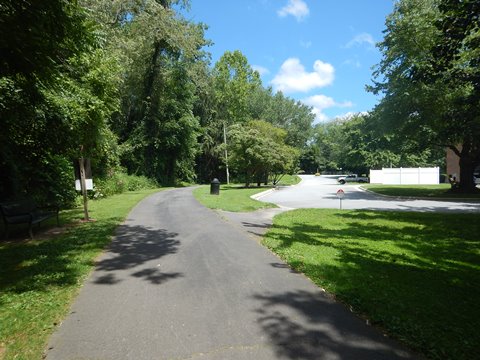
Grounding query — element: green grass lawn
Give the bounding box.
[363,184,480,199]
[274,174,301,186]
[0,188,162,360]
[262,209,480,360]
[193,184,277,212]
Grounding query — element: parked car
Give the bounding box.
[337,174,369,184]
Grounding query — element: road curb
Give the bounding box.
[250,176,305,201]
[250,188,276,200]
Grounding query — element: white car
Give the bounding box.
[337,174,369,184]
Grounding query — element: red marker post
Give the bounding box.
[336,189,345,210]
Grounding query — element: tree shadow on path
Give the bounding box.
[253,289,415,360]
[92,224,182,286]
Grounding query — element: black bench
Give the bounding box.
[0,200,59,239]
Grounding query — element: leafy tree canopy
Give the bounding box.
[228,120,298,187]
[369,0,480,191]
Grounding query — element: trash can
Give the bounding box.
[210,178,220,195]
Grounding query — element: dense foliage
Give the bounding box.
[369,0,480,192]
[1,0,479,203]
[228,120,298,187]
[300,113,443,175]
[0,0,313,201]
[0,0,120,206]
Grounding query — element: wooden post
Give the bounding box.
[79,157,89,221]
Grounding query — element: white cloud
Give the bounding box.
[304,95,354,111]
[311,110,330,123]
[252,65,270,76]
[303,94,336,110]
[345,33,375,49]
[271,58,335,93]
[334,111,369,121]
[278,0,309,21]
[302,95,353,123]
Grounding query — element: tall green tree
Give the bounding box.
[0,0,120,204]
[248,87,315,148]
[0,1,91,79]
[95,0,209,184]
[304,114,442,175]
[212,50,261,124]
[228,120,298,187]
[431,0,480,189]
[197,50,261,183]
[369,0,480,191]
[341,114,443,171]
[194,72,224,183]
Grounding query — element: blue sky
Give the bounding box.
[183,0,394,123]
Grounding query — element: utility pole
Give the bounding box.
[223,122,230,184]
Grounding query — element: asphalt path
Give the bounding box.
[46,187,416,360]
[258,175,480,213]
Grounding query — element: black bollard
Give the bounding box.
[210,178,220,195]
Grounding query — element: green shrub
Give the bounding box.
[30,154,78,208]
[91,171,157,198]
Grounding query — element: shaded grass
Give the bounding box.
[193,184,277,212]
[262,209,480,360]
[0,188,162,360]
[364,184,480,199]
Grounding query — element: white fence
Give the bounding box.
[369,167,440,185]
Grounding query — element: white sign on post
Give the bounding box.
[75,179,93,191]
[74,158,92,221]
[336,189,345,209]
[74,158,94,190]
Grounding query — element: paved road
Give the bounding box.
[46,188,416,360]
[258,175,480,213]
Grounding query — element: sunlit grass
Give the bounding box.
[0,188,162,360]
[273,174,301,186]
[193,184,277,212]
[363,184,480,199]
[262,209,480,360]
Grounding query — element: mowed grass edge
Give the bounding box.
[0,188,163,360]
[262,208,480,360]
[193,184,277,212]
[363,184,480,199]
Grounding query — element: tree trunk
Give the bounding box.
[245,170,251,188]
[144,40,164,105]
[457,142,478,192]
[142,41,162,173]
[458,156,476,192]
